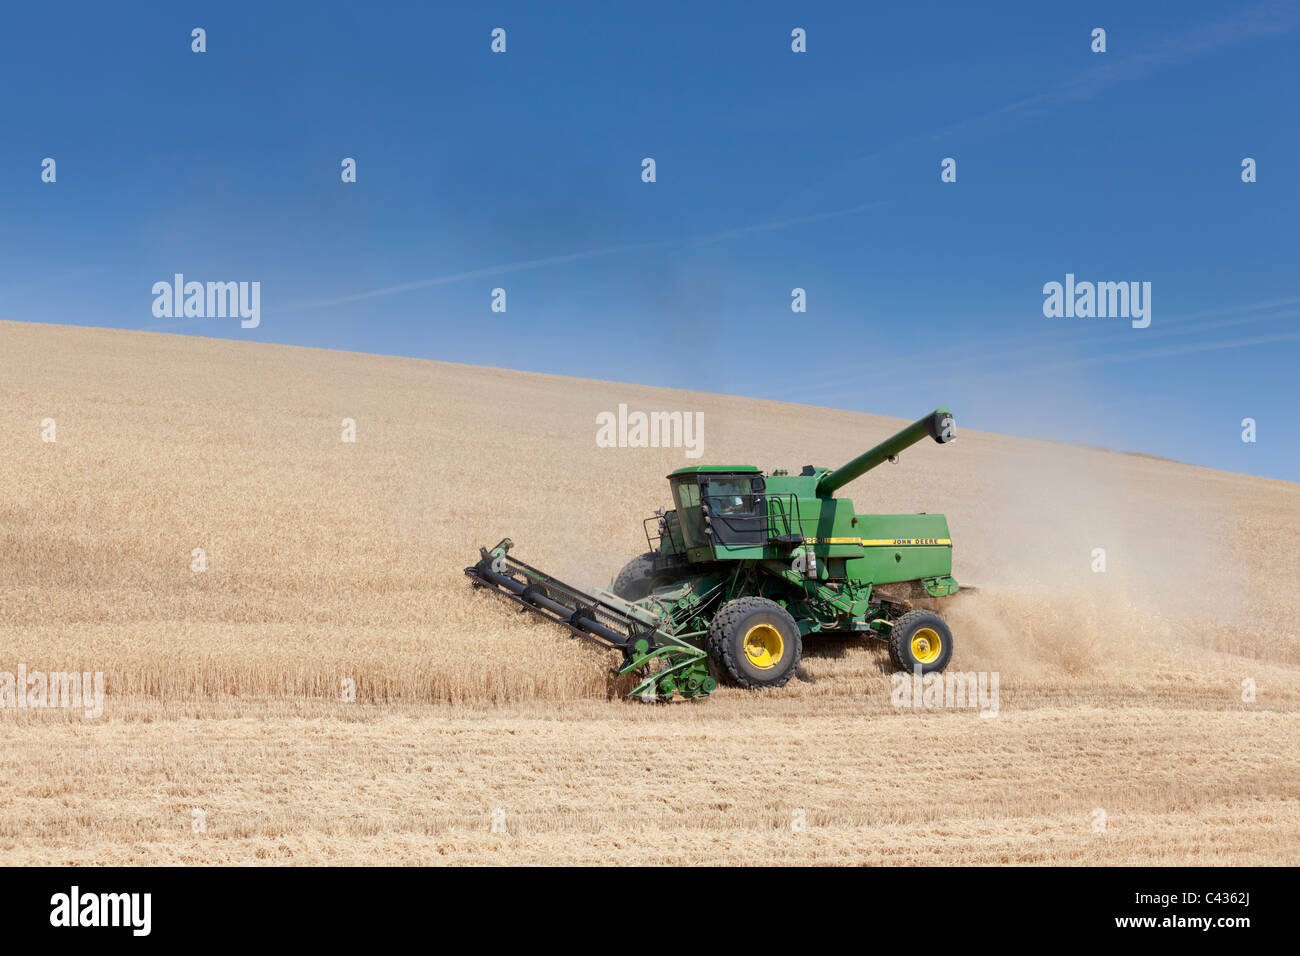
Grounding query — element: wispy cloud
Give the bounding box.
[777,295,1300,403]
[778,295,1300,403]
[918,305,1300,379]
[277,200,888,312]
[1003,329,1300,376]
[838,1,1300,171]
[940,2,1300,139]
[926,296,1300,368]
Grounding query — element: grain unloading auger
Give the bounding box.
[466,407,973,701]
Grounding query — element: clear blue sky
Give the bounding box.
[4,1,1298,479]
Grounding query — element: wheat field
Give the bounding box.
[1,319,1297,865]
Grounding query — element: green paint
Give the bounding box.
[469,408,968,701]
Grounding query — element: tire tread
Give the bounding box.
[706,597,802,689]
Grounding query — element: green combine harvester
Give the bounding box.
[466,408,970,700]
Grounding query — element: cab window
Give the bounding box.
[703,477,756,515]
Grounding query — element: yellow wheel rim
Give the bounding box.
[743,623,785,670]
[911,627,942,665]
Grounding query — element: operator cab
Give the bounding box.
[668,467,767,549]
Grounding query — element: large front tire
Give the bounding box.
[611,552,660,601]
[706,597,802,689]
[888,609,954,673]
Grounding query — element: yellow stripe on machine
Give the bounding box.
[801,537,952,546]
[861,538,951,546]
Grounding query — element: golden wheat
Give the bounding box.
[1,319,1297,864]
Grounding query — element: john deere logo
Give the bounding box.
[802,537,951,547]
[859,537,952,547]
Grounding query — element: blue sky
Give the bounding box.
[4,1,1298,479]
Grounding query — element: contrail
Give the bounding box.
[927,295,1300,366]
[919,305,1300,377]
[778,298,1300,401]
[277,200,888,312]
[1005,329,1300,375]
[842,1,1300,168]
[940,2,1300,138]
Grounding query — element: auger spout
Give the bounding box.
[815,408,956,497]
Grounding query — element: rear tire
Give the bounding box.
[888,609,954,674]
[611,552,660,601]
[706,597,802,689]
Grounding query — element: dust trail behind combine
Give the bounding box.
[944,435,1296,681]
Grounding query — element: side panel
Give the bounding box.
[850,514,952,584]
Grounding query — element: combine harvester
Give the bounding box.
[466,408,971,700]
